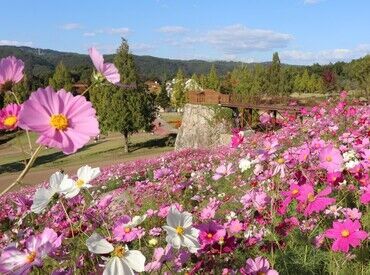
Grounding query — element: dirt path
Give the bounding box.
[0,150,171,193]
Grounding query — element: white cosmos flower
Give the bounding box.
[86,232,146,275]
[31,172,72,214]
[60,165,101,198]
[162,206,200,253]
[239,156,254,172]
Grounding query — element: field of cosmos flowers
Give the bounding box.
[0,49,369,275]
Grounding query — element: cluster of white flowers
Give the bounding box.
[31,165,101,213]
[238,155,256,172]
[342,150,360,170]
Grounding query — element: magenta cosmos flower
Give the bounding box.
[325,219,368,253]
[112,215,145,242]
[0,56,24,92]
[0,103,21,131]
[297,184,335,216]
[319,146,343,172]
[241,257,278,275]
[0,228,62,274]
[18,86,99,154]
[198,221,226,246]
[88,47,120,84]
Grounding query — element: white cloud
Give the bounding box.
[281,44,370,64]
[0,40,33,47]
[83,32,96,37]
[60,23,82,30]
[106,27,130,36]
[157,26,188,34]
[184,24,293,54]
[131,43,155,54]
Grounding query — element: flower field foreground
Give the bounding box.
[0,93,369,274]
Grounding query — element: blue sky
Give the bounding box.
[1,0,369,64]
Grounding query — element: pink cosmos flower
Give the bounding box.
[225,219,244,234]
[230,130,244,148]
[297,185,335,216]
[325,219,368,253]
[326,172,344,186]
[198,221,226,247]
[280,183,301,214]
[112,215,145,242]
[212,163,235,180]
[342,208,362,220]
[200,198,221,220]
[88,47,120,84]
[360,185,370,204]
[0,56,24,92]
[145,245,174,272]
[260,113,271,124]
[241,190,270,212]
[0,103,21,131]
[0,228,62,274]
[18,87,99,154]
[241,257,278,275]
[319,146,343,172]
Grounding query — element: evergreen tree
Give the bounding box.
[114,38,138,85]
[206,65,220,91]
[156,82,171,110]
[171,69,186,109]
[49,62,73,91]
[267,52,282,95]
[90,39,157,153]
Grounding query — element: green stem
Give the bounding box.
[80,82,96,96]
[0,145,42,196]
[60,199,75,238]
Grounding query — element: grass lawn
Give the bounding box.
[0,131,174,191]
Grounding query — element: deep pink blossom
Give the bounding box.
[88,47,120,84]
[0,103,21,131]
[198,221,226,246]
[325,219,368,253]
[18,87,99,154]
[360,186,370,204]
[231,130,245,148]
[297,185,335,216]
[0,56,24,91]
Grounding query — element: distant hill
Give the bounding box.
[0,45,267,81]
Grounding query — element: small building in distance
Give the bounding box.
[187,89,230,105]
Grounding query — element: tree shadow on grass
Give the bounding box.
[130,134,176,152]
[0,142,103,174]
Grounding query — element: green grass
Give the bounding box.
[0,131,174,174]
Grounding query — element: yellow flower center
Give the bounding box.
[277,158,285,164]
[325,155,333,162]
[75,179,85,188]
[26,251,37,263]
[124,227,132,233]
[207,233,213,239]
[341,229,350,238]
[112,245,126,258]
[292,189,299,195]
[307,193,315,202]
[3,115,17,127]
[50,114,68,130]
[176,226,184,235]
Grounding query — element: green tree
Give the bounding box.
[155,82,171,109]
[171,69,186,109]
[267,52,282,95]
[49,62,73,91]
[90,39,157,153]
[114,38,138,85]
[206,65,220,91]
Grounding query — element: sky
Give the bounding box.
[1,0,370,65]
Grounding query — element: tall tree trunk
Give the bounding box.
[122,132,129,153]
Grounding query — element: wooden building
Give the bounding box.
[187,89,230,105]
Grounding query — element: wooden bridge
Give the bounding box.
[187,89,304,128]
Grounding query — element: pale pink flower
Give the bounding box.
[18,87,99,154]
[319,146,343,172]
[241,256,278,275]
[0,56,24,92]
[88,47,120,84]
[212,163,235,180]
